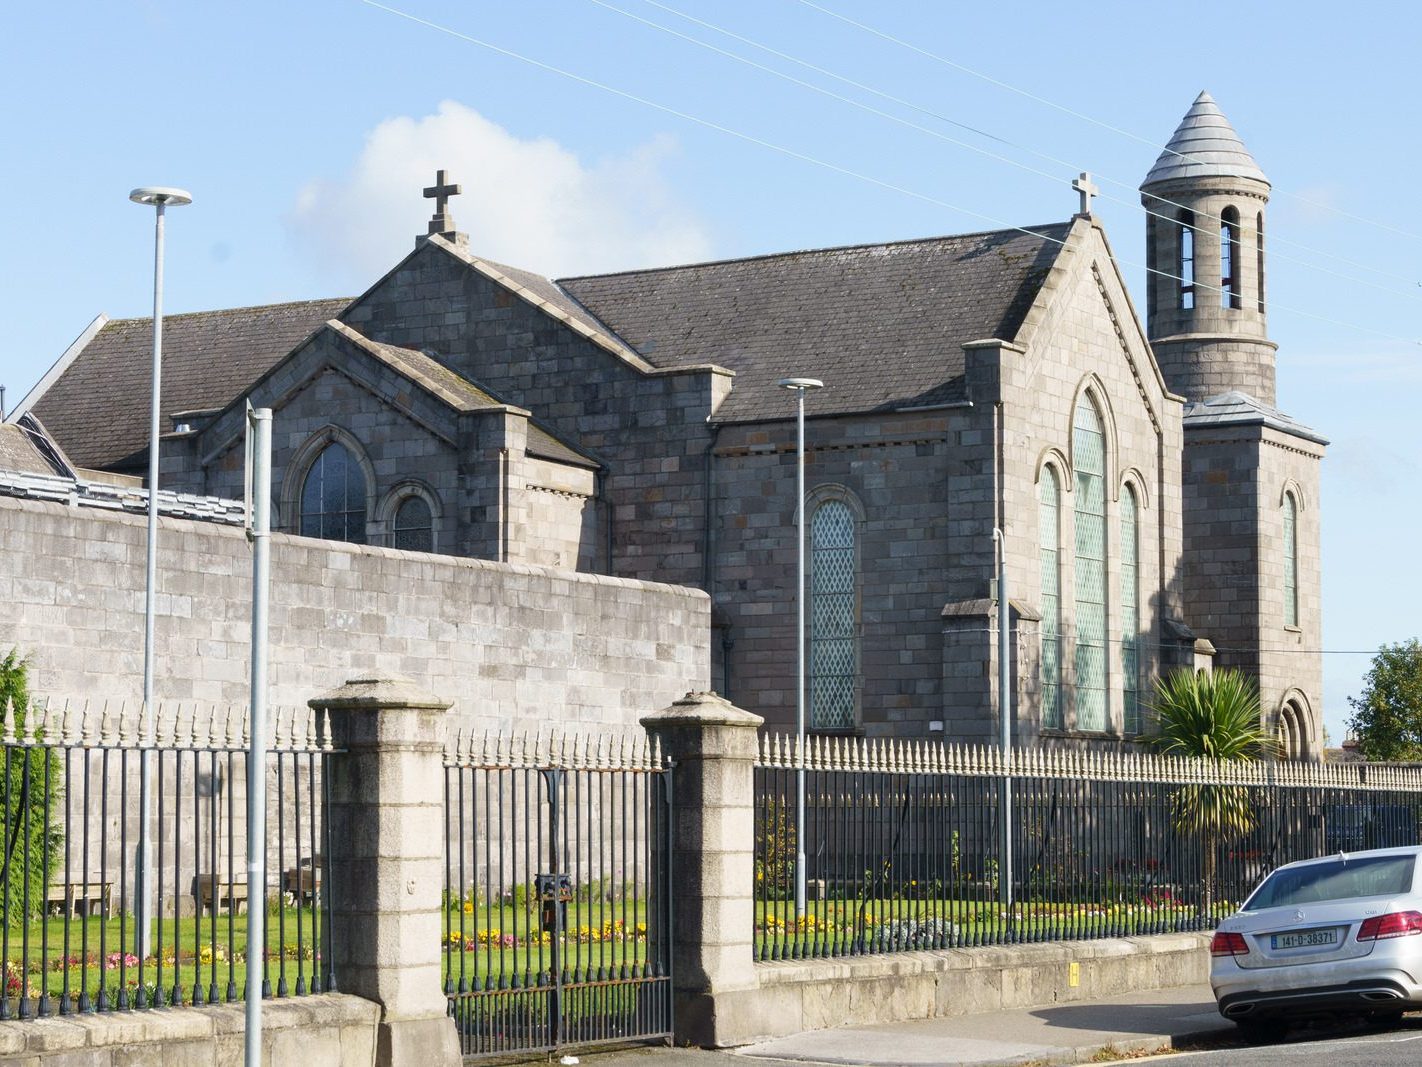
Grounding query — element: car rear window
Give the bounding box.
[1247,855,1416,909]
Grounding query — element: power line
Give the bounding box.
[795,0,1422,245]
[615,0,1421,300]
[357,0,1421,349]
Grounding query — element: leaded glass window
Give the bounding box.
[1121,485,1141,735]
[1284,493,1298,627]
[810,498,856,730]
[1073,398,1108,732]
[300,442,366,544]
[1256,213,1266,314]
[393,495,434,553]
[1039,468,1062,730]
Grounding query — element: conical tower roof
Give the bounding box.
[1142,91,1268,188]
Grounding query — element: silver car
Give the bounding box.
[1211,845,1422,1036]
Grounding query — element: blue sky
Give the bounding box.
[3,1,1417,743]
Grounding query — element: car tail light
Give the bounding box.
[1357,911,1422,941]
[1210,931,1249,956]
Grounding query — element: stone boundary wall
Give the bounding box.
[0,494,710,734]
[0,993,378,1065]
[730,933,1210,1046]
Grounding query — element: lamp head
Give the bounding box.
[129,187,193,207]
[777,377,824,391]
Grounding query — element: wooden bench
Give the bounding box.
[44,882,113,918]
[282,865,321,905]
[197,877,249,916]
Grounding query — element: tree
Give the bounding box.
[1347,640,1422,762]
[1148,667,1271,922]
[1,650,62,925]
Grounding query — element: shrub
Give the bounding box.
[1,651,63,925]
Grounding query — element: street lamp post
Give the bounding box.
[129,186,192,960]
[778,376,823,920]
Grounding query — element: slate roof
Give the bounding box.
[1143,91,1269,188]
[33,298,350,471]
[325,321,597,469]
[1182,390,1327,445]
[0,421,70,478]
[557,224,1071,422]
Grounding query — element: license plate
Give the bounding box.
[1271,927,1339,950]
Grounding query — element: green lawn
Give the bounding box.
[2,905,327,1008]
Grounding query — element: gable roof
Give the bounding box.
[558,223,1071,422]
[32,297,350,471]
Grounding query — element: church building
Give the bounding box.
[8,93,1326,756]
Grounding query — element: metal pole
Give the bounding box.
[994,528,1013,921]
[136,202,165,961]
[246,407,273,1067]
[794,386,807,921]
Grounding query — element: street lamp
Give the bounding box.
[129,186,192,961]
[778,376,822,920]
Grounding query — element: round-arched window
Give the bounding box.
[300,442,367,544]
[393,495,434,553]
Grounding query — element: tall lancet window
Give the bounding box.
[809,497,857,730]
[1284,493,1299,628]
[1040,468,1063,729]
[1220,207,1241,309]
[1256,213,1266,314]
[1177,210,1196,310]
[300,442,367,544]
[1073,398,1108,732]
[1121,485,1141,734]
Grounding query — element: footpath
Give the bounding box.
[580,983,1233,1067]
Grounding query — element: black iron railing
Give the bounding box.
[0,699,336,1016]
[443,732,672,1059]
[754,736,1422,961]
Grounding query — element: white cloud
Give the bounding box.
[289,101,712,282]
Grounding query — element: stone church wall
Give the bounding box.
[709,410,968,738]
[0,494,710,731]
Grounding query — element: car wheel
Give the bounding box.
[1234,1018,1288,1043]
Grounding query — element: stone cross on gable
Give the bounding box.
[1073,172,1099,217]
[423,169,462,238]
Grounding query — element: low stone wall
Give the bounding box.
[716,933,1211,1046]
[0,993,380,1065]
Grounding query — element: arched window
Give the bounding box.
[1220,207,1241,309]
[1255,212,1266,314]
[1039,467,1062,729]
[1121,485,1141,734]
[393,495,434,552]
[1177,210,1195,310]
[1283,492,1299,627]
[300,441,367,544]
[1279,700,1308,761]
[809,497,857,731]
[1073,397,1107,732]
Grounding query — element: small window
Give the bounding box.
[1177,210,1195,310]
[393,495,434,553]
[1145,216,1158,321]
[1256,212,1266,314]
[300,442,366,544]
[1220,207,1241,309]
[1283,493,1299,627]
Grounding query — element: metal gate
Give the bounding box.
[443,733,673,1059]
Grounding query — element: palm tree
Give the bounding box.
[1148,667,1272,923]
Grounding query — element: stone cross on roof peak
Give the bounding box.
[421,169,467,246]
[1072,172,1098,217]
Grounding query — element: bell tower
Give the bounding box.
[1141,91,1276,405]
